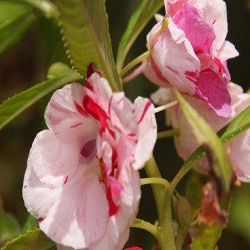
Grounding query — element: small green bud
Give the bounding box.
[175,195,192,227]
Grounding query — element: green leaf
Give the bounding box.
[182,103,250,181]
[0,212,21,246]
[220,104,250,143]
[1,229,54,250]
[174,89,232,195]
[0,63,82,131]
[51,0,121,91]
[22,215,38,233]
[190,224,222,250]
[185,172,207,218]
[0,1,36,57]
[116,0,164,72]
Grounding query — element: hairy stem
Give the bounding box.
[141,177,170,189]
[176,225,189,250]
[145,158,176,250]
[120,51,149,77]
[144,157,165,221]
[157,129,180,140]
[159,195,176,250]
[169,163,194,197]
[132,219,160,240]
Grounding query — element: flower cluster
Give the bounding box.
[149,0,250,182]
[152,83,250,182]
[144,0,239,117]
[22,0,250,249]
[23,69,156,250]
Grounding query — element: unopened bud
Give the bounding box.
[175,195,192,227]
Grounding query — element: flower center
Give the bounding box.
[80,139,96,163]
[98,153,121,216]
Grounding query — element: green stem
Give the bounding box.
[158,194,177,250]
[169,162,194,198]
[176,225,189,250]
[20,0,59,21]
[120,51,149,77]
[157,129,180,140]
[144,158,165,221]
[145,158,176,250]
[141,177,170,189]
[132,219,160,240]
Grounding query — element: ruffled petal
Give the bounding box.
[45,84,99,143]
[133,97,157,170]
[195,68,231,118]
[28,130,80,186]
[23,158,62,221]
[143,60,171,87]
[39,163,109,249]
[173,3,215,54]
[190,0,228,53]
[149,19,200,94]
[165,0,188,16]
[215,41,239,62]
[231,131,250,182]
[151,87,173,106]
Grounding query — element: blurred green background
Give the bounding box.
[0,0,250,249]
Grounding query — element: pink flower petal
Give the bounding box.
[39,164,109,249]
[133,97,157,170]
[195,68,231,118]
[148,19,200,94]
[173,3,215,54]
[215,41,239,62]
[231,131,250,182]
[29,130,80,186]
[45,84,98,143]
[165,0,187,16]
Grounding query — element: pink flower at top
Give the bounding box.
[23,69,157,250]
[152,83,250,182]
[144,0,239,118]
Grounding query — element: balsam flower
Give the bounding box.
[152,83,250,182]
[23,69,157,250]
[144,0,239,118]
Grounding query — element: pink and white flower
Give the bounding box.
[144,0,239,118]
[152,83,250,182]
[23,70,157,250]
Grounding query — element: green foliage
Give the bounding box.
[229,184,250,244]
[52,0,121,91]
[0,212,21,247]
[1,229,54,250]
[185,172,207,218]
[0,63,82,131]
[190,224,223,250]
[182,103,250,184]
[220,104,250,143]
[116,0,164,71]
[22,215,38,233]
[174,195,192,227]
[174,89,232,195]
[0,1,36,57]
